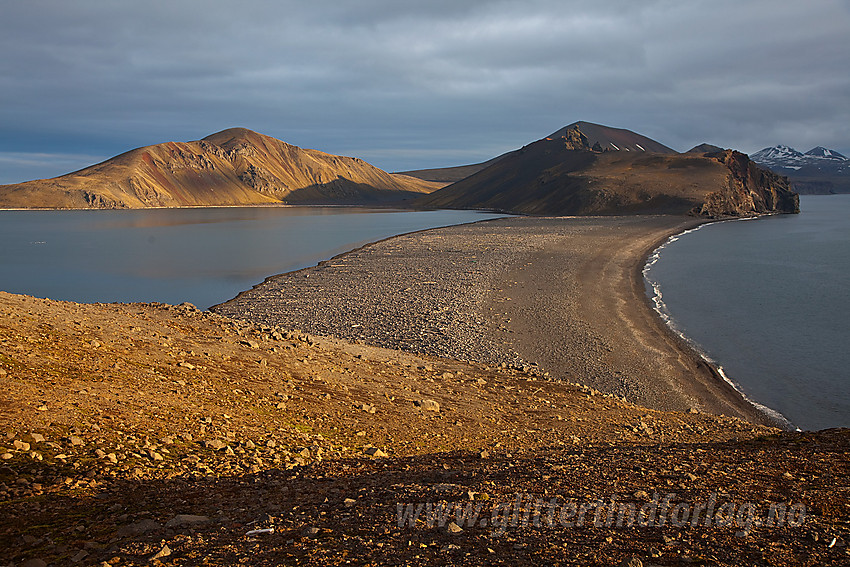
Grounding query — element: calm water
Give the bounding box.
[645,195,850,430]
[0,207,503,309]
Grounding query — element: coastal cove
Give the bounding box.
[0,207,504,309]
[644,195,850,430]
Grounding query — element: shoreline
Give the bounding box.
[641,221,798,430]
[214,214,781,427]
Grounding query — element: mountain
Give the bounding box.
[415,128,799,217]
[399,121,676,183]
[547,121,677,154]
[751,145,850,194]
[0,128,441,209]
[687,143,725,154]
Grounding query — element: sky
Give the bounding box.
[1,0,848,184]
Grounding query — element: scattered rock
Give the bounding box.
[13,440,30,451]
[447,521,463,534]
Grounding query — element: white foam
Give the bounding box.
[643,222,798,431]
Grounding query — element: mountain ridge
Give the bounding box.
[398,121,677,183]
[0,128,441,209]
[750,144,850,194]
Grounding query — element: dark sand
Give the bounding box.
[214,216,774,426]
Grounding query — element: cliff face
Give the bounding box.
[0,128,440,209]
[693,150,800,217]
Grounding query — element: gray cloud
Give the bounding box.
[1,0,847,183]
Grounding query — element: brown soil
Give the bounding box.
[1,291,848,564]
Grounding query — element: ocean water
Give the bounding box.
[0,207,503,309]
[644,195,850,430]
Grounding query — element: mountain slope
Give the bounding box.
[548,121,677,154]
[0,128,440,209]
[416,129,798,217]
[400,121,677,184]
[751,145,850,194]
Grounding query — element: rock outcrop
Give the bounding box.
[693,150,799,217]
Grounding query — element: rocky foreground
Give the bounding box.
[1,292,849,566]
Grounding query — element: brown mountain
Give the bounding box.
[548,121,677,153]
[415,129,799,217]
[0,128,440,209]
[687,143,725,154]
[399,121,677,184]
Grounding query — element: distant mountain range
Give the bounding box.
[750,145,850,194]
[0,128,440,209]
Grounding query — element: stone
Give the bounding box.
[13,440,30,451]
[70,436,84,446]
[618,559,642,567]
[416,399,440,412]
[360,403,377,414]
[20,559,48,567]
[71,549,88,563]
[241,339,260,349]
[165,514,210,528]
[363,447,388,458]
[205,440,227,450]
[447,521,463,534]
[178,361,195,370]
[343,498,357,507]
[29,433,45,443]
[151,544,172,560]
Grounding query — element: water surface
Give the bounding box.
[645,195,850,430]
[0,207,503,309]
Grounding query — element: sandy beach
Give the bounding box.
[215,215,773,426]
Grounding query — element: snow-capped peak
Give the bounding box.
[751,145,804,162]
[804,146,848,160]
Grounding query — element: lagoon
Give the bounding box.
[0,207,504,309]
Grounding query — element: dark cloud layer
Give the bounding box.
[1,0,848,183]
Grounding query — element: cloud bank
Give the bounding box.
[1,0,847,183]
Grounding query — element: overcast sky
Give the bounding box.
[1,0,848,184]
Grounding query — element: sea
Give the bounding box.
[0,207,503,309]
[644,195,850,431]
